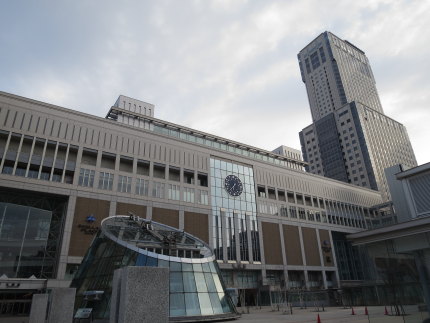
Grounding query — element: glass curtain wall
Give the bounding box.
[210,158,260,264]
[0,189,67,279]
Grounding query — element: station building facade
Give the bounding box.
[0,92,383,314]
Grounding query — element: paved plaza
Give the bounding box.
[233,305,430,323]
[0,305,429,323]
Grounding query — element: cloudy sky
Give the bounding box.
[1,0,429,164]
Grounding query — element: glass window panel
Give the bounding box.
[204,273,217,292]
[202,263,210,273]
[170,261,182,272]
[212,274,224,293]
[209,293,224,314]
[182,263,193,271]
[183,272,197,292]
[193,263,203,272]
[219,292,231,312]
[209,262,217,273]
[194,272,207,293]
[185,293,201,316]
[170,272,184,292]
[170,293,186,317]
[198,292,214,315]
[136,254,147,266]
[158,259,169,268]
[146,256,158,267]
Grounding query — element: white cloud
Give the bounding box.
[1,0,429,164]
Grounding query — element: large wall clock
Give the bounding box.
[224,175,243,196]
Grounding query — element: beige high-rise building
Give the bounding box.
[298,32,417,201]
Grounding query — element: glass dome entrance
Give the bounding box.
[71,214,238,321]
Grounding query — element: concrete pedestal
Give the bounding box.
[110,266,169,323]
[48,288,76,323]
[29,294,49,323]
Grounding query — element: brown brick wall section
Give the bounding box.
[184,212,209,243]
[116,202,147,218]
[319,229,334,267]
[282,224,303,266]
[69,197,110,257]
[301,227,321,266]
[152,207,179,228]
[261,222,283,265]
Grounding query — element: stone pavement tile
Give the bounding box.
[232,306,426,323]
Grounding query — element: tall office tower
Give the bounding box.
[298,32,417,201]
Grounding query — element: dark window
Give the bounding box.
[197,173,208,187]
[137,159,150,176]
[183,169,194,184]
[168,166,180,182]
[153,163,166,179]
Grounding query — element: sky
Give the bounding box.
[1,0,429,164]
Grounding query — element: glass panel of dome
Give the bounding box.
[170,272,184,293]
[219,293,231,312]
[146,256,157,267]
[170,293,186,317]
[195,272,208,293]
[170,261,181,272]
[209,292,224,314]
[183,272,197,292]
[185,293,201,316]
[193,263,203,272]
[212,273,224,293]
[204,273,216,291]
[182,263,193,271]
[136,254,147,266]
[202,262,210,272]
[198,292,214,315]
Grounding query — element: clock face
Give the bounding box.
[224,175,243,196]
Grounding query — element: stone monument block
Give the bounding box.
[48,288,76,323]
[29,293,49,323]
[111,266,169,323]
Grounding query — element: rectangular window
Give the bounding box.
[183,187,195,203]
[101,152,116,169]
[98,172,114,190]
[267,187,276,200]
[257,186,266,198]
[184,169,194,184]
[298,207,306,220]
[307,210,315,221]
[137,159,150,176]
[197,173,208,187]
[280,206,288,217]
[168,166,180,182]
[119,156,133,173]
[136,178,149,196]
[118,175,132,193]
[81,148,97,166]
[153,181,165,199]
[287,192,295,203]
[168,184,180,200]
[197,190,208,205]
[78,168,95,187]
[278,190,286,202]
[153,163,166,179]
[289,206,297,218]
